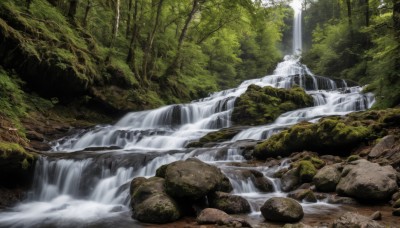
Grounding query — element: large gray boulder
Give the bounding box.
[332,212,383,228]
[208,191,251,214]
[368,135,396,158]
[162,158,230,200]
[336,159,398,201]
[260,197,304,223]
[130,177,181,223]
[313,164,341,192]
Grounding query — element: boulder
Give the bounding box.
[370,211,382,220]
[369,135,396,158]
[130,177,181,223]
[281,168,300,192]
[332,212,383,228]
[196,208,230,224]
[313,164,341,192]
[260,197,304,223]
[197,208,251,227]
[287,189,317,203]
[240,169,274,193]
[336,159,398,201]
[163,158,230,200]
[298,160,317,183]
[208,191,251,214]
[326,195,358,205]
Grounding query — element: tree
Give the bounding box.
[68,0,79,21]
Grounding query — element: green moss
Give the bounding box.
[347,155,360,163]
[232,85,314,125]
[394,199,400,208]
[254,117,372,159]
[298,160,317,183]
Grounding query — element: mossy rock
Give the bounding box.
[186,127,244,148]
[298,161,317,183]
[254,117,372,159]
[231,85,313,126]
[0,141,36,187]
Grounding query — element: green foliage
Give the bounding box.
[232,85,314,125]
[0,68,27,137]
[302,0,400,108]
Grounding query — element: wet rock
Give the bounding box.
[393,208,400,216]
[393,199,400,208]
[287,189,317,203]
[208,191,251,214]
[332,212,384,228]
[130,177,181,223]
[163,158,229,200]
[260,197,304,223]
[369,135,396,158]
[281,168,300,192]
[241,169,274,193]
[320,155,342,165]
[370,211,382,220]
[196,208,230,224]
[327,195,358,205]
[130,177,147,196]
[218,175,234,193]
[336,159,398,201]
[283,223,313,228]
[196,208,251,227]
[313,164,341,192]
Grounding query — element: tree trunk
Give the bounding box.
[365,0,369,27]
[26,0,32,10]
[47,0,58,6]
[82,0,92,28]
[127,0,139,66]
[346,0,353,38]
[142,0,164,82]
[126,0,133,38]
[393,0,400,73]
[109,0,120,48]
[68,0,79,21]
[167,0,202,76]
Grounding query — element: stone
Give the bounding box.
[260,197,304,223]
[130,177,181,223]
[313,164,341,192]
[369,135,396,158]
[370,211,382,220]
[208,191,251,214]
[393,208,400,216]
[196,208,230,224]
[327,195,358,205]
[287,189,317,203]
[281,168,300,192]
[332,212,383,228]
[240,169,274,193]
[197,208,251,227]
[163,158,229,200]
[336,159,398,201]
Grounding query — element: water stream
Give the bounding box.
[0,1,376,227]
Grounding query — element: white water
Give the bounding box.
[0,0,374,226]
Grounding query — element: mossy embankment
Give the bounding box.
[231,84,314,125]
[254,108,400,159]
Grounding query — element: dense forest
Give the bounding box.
[302,0,400,108]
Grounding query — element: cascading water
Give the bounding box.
[0,0,375,227]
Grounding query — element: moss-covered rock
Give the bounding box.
[313,164,341,192]
[260,197,304,223]
[208,191,251,214]
[297,161,317,183]
[0,141,36,188]
[231,85,313,126]
[186,126,245,148]
[254,117,372,159]
[130,177,181,223]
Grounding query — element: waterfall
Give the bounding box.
[0,0,373,226]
